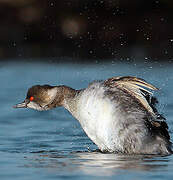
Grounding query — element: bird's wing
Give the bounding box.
[104,76,158,115]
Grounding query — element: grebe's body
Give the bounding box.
[14,76,172,155]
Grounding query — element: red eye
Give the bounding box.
[29,96,34,101]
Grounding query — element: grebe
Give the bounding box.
[13,76,172,155]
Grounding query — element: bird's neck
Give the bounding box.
[48,85,80,114]
[61,85,81,116]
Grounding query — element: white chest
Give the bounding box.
[75,86,120,151]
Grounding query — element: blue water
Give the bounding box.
[1,60,173,180]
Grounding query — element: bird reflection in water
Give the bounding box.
[24,150,169,176]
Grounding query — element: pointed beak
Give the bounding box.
[13,99,29,109]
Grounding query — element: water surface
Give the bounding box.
[1,60,173,180]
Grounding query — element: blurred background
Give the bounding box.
[0,0,173,61]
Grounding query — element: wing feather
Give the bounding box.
[104,76,158,115]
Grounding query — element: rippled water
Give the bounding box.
[1,60,173,180]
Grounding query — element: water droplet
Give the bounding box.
[126,57,130,61]
[89,50,93,54]
[160,17,164,22]
[13,42,16,47]
[164,50,168,54]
